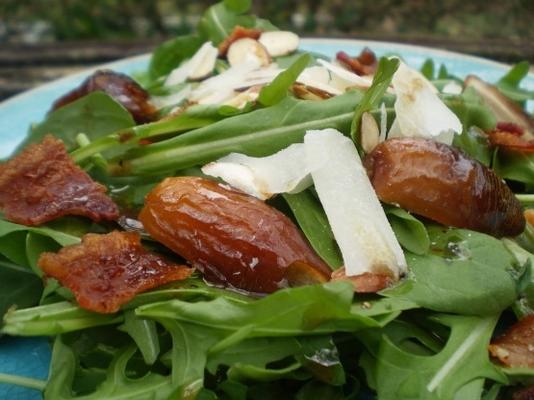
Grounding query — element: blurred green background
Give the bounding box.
[0,0,533,100]
[1,0,533,43]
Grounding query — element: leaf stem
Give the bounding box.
[0,372,46,391]
[516,194,534,207]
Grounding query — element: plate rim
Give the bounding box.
[1,37,531,110]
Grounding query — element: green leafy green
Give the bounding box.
[283,190,343,269]
[19,92,135,152]
[2,301,121,336]
[114,91,364,175]
[444,88,497,132]
[118,310,160,365]
[207,337,301,375]
[350,57,400,142]
[360,314,506,400]
[148,34,204,80]
[452,126,492,166]
[0,257,43,322]
[496,61,534,103]
[258,54,311,106]
[197,2,255,45]
[44,337,175,400]
[384,226,518,315]
[137,282,377,341]
[223,0,252,13]
[384,206,430,255]
[493,148,534,186]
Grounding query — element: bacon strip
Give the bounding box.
[38,231,192,313]
[218,26,262,56]
[489,129,534,153]
[336,48,378,76]
[0,135,119,226]
[489,315,534,368]
[51,70,157,123]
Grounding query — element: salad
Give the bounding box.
[1,1,534,399]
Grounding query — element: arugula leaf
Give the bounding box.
[0,219,80,247]
[384,206,430,255]
[18,92,135,152]
[118,310,160,365]
[223,0,252,13]
[493,148,534,186]
[444,88,496,132]
[162,320,221,398]
[452,126,492,166]
[137,282,377,340]
[115,91,365,175]
[297,335,345,385]
[2,301,121,336]
[359,314,506,400]
[501,239,534,318]
[0,257,43,322]
[420,59,435,80]
[197,2,255,45]
[228,361,305,382]
[148,34,204,80]
[496,61,534,103]
[283,190,343,269]
[44,338,174,400]
[207,337,301,374]
[350,57,399,142]
[258,54,311,106]
[383,226,518,315]
[71,104,227,164]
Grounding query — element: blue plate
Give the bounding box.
[0,39,533,399]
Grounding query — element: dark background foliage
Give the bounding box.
[1,0,533,43]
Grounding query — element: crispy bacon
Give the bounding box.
[336,48,378,76]
[218,26,262,56]
[489,129,534,153]
[0,135,119,226]
[489,315,534,368]
[330,267,393,293]
[38,231,192,313]
[51,70,157,123]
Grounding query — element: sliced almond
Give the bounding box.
[227,38,271,67]
[361,112,380,153]
[465,75,534,140]
[259,31,300,57]
[291,83,333,101]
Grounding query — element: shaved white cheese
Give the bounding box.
[165,42,218,86]
[317,59,374,90]
[297,66,343,95]
[391,62,462,145]
[190,61,282,105]
[151,85,191,109]
[201,144,312,200]
[304,129,406,279]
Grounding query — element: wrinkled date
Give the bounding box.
[51,70,157,123]
[365,137,525,237]
[139,177,331,293]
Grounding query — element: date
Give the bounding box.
[364,137,525,237]
[139,177,331,294]
[51,70,157,123]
